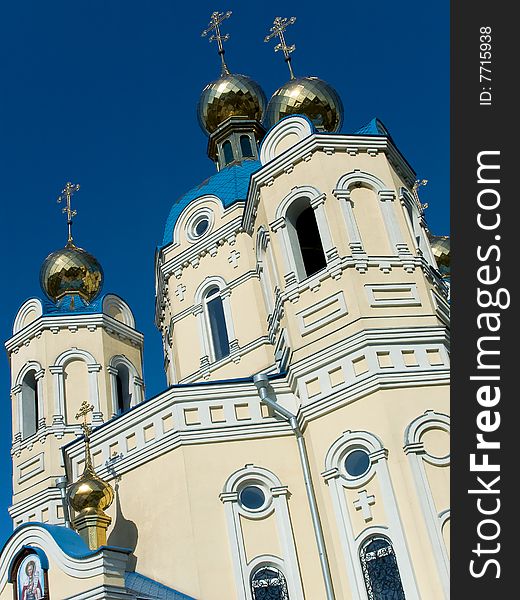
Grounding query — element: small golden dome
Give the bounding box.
[197,73,267,135]
[264,76,344,132]
[430,235,450,276]
[68,468,114,515]
[40,243,103,303]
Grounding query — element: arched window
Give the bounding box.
[251,565,289,600]
[240,135,254,158]
[21,371,38,439]
[222,140,234,165]
[360,537,405,600]
[115,364,131,414]
[293,204,327,277]
[204,286,230,361]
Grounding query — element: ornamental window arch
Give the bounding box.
[14,361,45,441]
[399,187,437,266]
[220,464,304,600]
[333,171,407,257]
[107,355,143,417]
[272,185,335,282]
[50,347,102,426]
[404,410,450,594]
[194,277,237,364]
[322,430,419,599]
[358,532,406,600]
[256,226,279,316]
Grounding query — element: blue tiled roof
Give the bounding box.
[3,523,131,561]
[161,159,260,248]
[41,293,104,316]
[354,117,389,136]
[126,572,196,599]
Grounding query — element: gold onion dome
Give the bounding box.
[264,76,344,132]
[429,235,450,275]
[197,73,267,135]
[40,243,104,304]
[68,466,114,516]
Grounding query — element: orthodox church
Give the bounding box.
[0,12,450,600]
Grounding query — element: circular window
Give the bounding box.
[186,210,213,242]
[239,485,266,510]
[194,218,209,237]
[344,449,371,478]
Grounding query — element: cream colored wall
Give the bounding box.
[158,147,445,384]
[98,381,448,599]
[8,318,144,520]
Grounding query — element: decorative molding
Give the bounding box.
[365,283,421,307]
[5,314,144,356]
[13,298,43,335]
[295,291,348,336]
[260,115,314,165]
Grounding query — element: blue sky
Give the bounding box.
[0,1,449,545]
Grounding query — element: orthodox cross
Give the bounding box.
[413,179,429,213]
[264,16,297,79]
[353,490,376,522]
[57,181,80,245]
[202,11,232,75]
[76,400,95,474]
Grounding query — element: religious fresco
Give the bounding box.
[15,554,46,600]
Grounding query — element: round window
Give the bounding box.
[239,485,266,510]
[194,218,209,237]
[344,449,371,478]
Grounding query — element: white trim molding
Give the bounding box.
[260,115,314,165]
[220,464,304,600]
[322,430,420,600]
[404,410,450,597]
[13,298,43,335]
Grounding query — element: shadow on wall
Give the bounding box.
[107,482,139,571]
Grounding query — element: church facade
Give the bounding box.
[0,13,450,600]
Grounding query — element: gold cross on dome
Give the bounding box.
[75,400,94,438]
[201,11,232,75]
[57,181,80,245]
[264,16,297,79]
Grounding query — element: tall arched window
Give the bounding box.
[222,140,234,165]
[360,537,406,600]
[115,364,131,414]
[204,286,230,361]
[21,371,38,439]
[240,135,254,158]
[251,565,289,600]
[292,204,327,278]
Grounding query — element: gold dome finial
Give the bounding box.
[57,181,80,246]
[67,401,114,550]
[264,16,297,80]
[201,10,233,76]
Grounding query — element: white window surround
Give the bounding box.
[322,430,420,600]
[194,277,237,365]
[271,185,337,283]
[256,227,279,316]
[107,355,144,418]
[404,410,450,598]
[333,170,409,257]
[14,362,45,439]
[399,187,437,266]
[185,207,214,243]
[172,195,224,247]
[49,348,103,426]
[220,465,304,600]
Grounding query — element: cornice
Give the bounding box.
[243,133,417,232]
[5,314,144,355]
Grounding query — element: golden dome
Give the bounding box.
[197,73,267,135]
[68,468,114,515]
[40,243,104,303]
[264,76,344,132]
[429,235,450,276]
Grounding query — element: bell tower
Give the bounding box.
[6,182,144,529]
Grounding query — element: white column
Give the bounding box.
[34,368,46,429]
[87,364,103,423]
[49,366,65,425]
[107,365,119,417]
